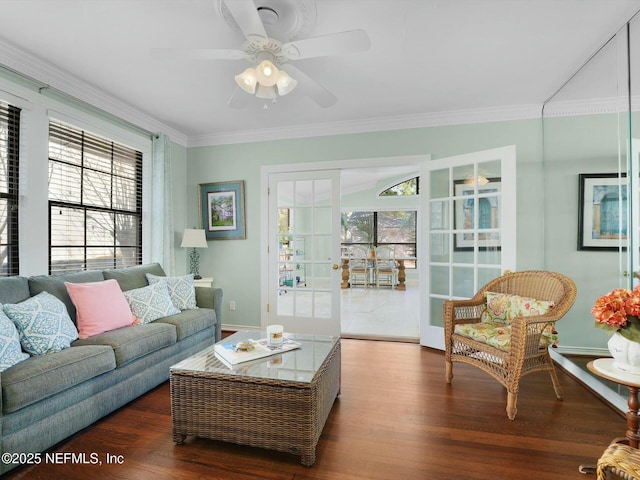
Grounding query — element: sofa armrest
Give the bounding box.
[195,287,223,342]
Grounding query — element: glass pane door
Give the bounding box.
[420,146,516,348]
[268,170,341,336]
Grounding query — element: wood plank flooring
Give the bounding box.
[2,339,627,480]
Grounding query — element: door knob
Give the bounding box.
[332,264,339,270]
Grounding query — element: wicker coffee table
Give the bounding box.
[170,331,341,466]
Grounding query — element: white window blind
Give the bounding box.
[48,120,142,273]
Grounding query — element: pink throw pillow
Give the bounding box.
[65,279,136,339]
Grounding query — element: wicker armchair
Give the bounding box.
[597,442,640,480]
[444,270,577,420]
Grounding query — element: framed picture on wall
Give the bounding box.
[199,181,246,240]
[453,178,501,251]
[578,173,627,251]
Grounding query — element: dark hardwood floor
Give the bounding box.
[1,339,626,480]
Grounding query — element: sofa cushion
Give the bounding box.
[28,270,105,324]
[0,309,28,371]
[2,345,115,413]
[124,282,180,324]
[102,263,165,292]
[0,276,31,305]
[72,323,177,367]
[65,279,136,339]
[154,308,215,340]
[146,273,197,310]
[4,292,79,356]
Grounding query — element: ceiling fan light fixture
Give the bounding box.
[276,69,297,96]
[463,175,490,186]
[256,59,279,87]
[235,67,257,94]
[256,84,277,99]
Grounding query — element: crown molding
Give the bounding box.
[187,103,544,147]
[542,96,629,117]
[0,38,187,146]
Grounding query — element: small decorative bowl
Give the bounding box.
[234,341,255,352]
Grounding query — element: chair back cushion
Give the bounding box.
[481,292,554,325]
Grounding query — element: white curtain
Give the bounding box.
[151,133,175,274]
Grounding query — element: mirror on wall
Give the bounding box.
[542,20,634,406]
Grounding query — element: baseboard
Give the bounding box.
[340,333,419,343]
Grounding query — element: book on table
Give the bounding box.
[214,336,301,365]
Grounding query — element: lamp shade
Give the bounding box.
[235,67,257,94]
[256,60,279,87]
[180,229,208,248]
[276,70,297,96]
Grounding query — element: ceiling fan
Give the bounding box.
[155,0,371,108]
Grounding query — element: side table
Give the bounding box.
[588,358,640,449]
[194,277,213,288]
[578,358,640,475]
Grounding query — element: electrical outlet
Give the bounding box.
[229,301,236,311]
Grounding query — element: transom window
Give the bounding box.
[341,210,417,267]
[48,120,142,273]
[0,101,20,276]
[379,177,419,196]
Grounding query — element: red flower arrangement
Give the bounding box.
[592,286,640,342]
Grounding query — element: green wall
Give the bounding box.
[184,118,546,328]
[543,113,625,351]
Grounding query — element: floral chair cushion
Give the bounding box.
[455,293,559,350]
[454,321,557,351]
[481,292,554,325]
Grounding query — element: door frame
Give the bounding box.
[260,154,430,329]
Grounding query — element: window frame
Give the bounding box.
[0,102,20,276]
[48,120,143,274]
[341,210,417,268]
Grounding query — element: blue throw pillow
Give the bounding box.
[146,273,197,310]
[3,291,78,356]
[0,308,28,371]
[124,281,180,324]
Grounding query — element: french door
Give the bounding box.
[264,170,342,336]
[419,146,517,348]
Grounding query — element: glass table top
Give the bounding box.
[171,330,339,384]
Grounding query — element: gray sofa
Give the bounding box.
[0,263,222,475]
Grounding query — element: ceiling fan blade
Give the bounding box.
[280,64,337,108]
[222,0,267,42]
[282,29,371,60]
[150,48,246,60]
[227,87,251,109]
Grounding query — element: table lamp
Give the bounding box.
[180,228,208,279]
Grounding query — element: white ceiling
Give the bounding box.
[0,0,639,148]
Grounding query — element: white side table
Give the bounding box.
[194,277,213,288]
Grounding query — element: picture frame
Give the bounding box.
[453,178,501,251]
[578,173,627,251]
[199,181,246,240]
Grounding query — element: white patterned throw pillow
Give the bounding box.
[0,308,28,371]
[124,281,181,324]
[145,273,197,310]
[3,291,79,356]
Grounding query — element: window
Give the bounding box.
[379,177,419,196]
[0,101,20,276]
[48,120,142,273]
[341,210,417,267]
